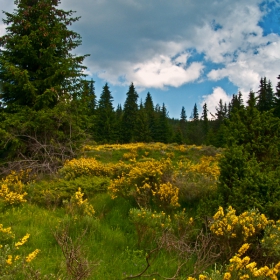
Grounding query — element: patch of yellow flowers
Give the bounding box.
[187,243,280,279]
[0,170,30,205]
[210,206,270,241]
[1,223,40,273]
[64,188,95,217]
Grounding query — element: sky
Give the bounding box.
[0,0,280,119]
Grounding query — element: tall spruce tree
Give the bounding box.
[0,0,88,110]
[257,77,274,112]
[179,106,187,141]
[135,101,150,142]
[274,75,280,118]
[0,0,89,173]
[201,102,209,138]
[94,83,115,143]
[121,83,139,143]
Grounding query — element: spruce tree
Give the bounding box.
[121,83,139,143]
[274,75,280,118]
[201,102,209,139]
[135,101,150,142]
[144,92,156,141]
[94,83,115,143]
[0,0,88,110]
[257,77,274,112]
[216,107,280,218]
[179,106,187,142]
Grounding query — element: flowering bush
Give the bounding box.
[0,223,40,277]
[187,243,280,280]
[0,170,31,206]
[108,158,179,210]
[64,188,95,217]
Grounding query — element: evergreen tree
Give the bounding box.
[274,75,280,118]
[216,107,280,218]
[0,0,88,110]
[192,103,199,121]
[115,104,123,143]
[135,101,150,142]
[247,90,256,109]
[201,102,209,141]
[144,92,156,141]
[179,106,187,141]
[257,77,274,112]
[156,103,170,143]
[94,83,115,143]
[121,83,138,143]
[0,0,88,173]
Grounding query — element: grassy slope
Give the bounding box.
[0,143,222,279]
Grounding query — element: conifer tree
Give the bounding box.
[144,92,156,141]
[0,0,88,110]
[121,83,138,143]
[201,102,209,138]
[216,106,280,218]
[257,77,274,112]
[179,106,187,142]
[94,83,115,143]
[274,75,280,118]
[135,101,150,142]
[192,103,199,121]
[156,103,170,143]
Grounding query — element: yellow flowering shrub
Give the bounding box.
[64,188,95,217]
[0,224,40,277]
[187,243,280,280]
[209,206,272,258]
[59,157,130,179]
[175,155,220,202]
[108,158,179,210]
[0,170,30,205]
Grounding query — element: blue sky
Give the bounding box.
[0,0,279,119]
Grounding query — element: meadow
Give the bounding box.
[0,143,279,279]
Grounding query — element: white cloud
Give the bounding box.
[131,56,204,89]
[201,87,232,117]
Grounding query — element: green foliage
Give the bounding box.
[216,107,280,218]
[94,83,116,143]
[28,176,109,208]
[121,83,139,143]
[0,0,88,110]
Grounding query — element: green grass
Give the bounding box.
[0,143,224,279]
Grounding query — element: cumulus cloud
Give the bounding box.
[96,54,204,89]
[201,87,232,117]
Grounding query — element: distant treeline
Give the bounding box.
[85,75,280,147]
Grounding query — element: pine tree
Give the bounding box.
[274,75,280,118]
[216,107,280,218]
[121,83,139,143]
[135,101,150,142]
[201,102,209,138]
[115,104,123,143]
[179,106,187,142]
[156,103,170,143]
[0,0,88,110]
[192,103,199,121]
[144,92,156,141]
[94,83,115,143]
[257,77,274,112]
